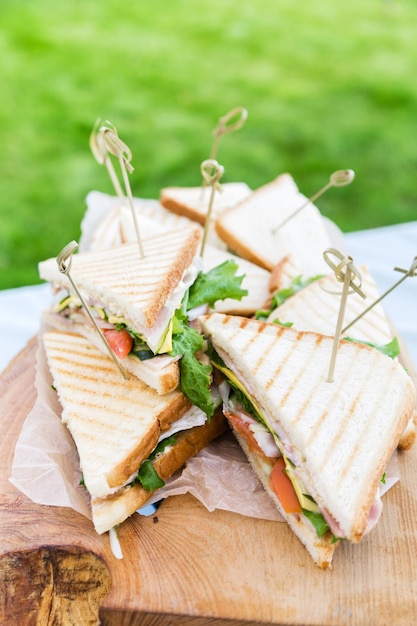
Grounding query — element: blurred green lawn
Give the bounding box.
[1,0,416,289]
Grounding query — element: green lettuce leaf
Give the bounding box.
[229,384,264,424]
[170,306,214,418]
[163,260,248,415]
[179,351,214,417]
[133,435,177,491]
[149,434,177,460]
[206,342,226,369]
[302,509,343,543]
[271,318,293,327]
[302,509,330,538]
[343,336,400,359]
[187,259,248,309]
[137,460,165,491]
[255,274,323,321]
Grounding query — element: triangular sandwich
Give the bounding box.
[199,313,416,569]
[43,330,226,534]
[39,225,202,394]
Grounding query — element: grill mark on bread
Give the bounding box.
[342,355,400,473]
[39,225,201,328]
[51,373,171,426]
[264,326,296,392]
[303,348,358,451]
[46,353,117,378]
[50,363,179,417]
[271,268,393,346]
[249,322,279,377]
[43,330,192,495]
[220,317,290,382]
[274,332,323,407]
[199,312,417,547]
[299,345,373,505]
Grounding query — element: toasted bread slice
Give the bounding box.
[160,182,251,225]
[199,314,416,562]
[266,266,417,449]
[215,173,332,275]
[39,224,201,330]
[43,331,191,499]
[91,408,227,533]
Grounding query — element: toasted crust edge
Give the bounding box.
[91,409,227,533]
[215,174,295,271]
[144,225,202,327]
[215,219,272,271]
[159,191,206,225]
[106,391,192,490]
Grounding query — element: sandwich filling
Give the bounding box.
[53,257,201,355]
[52,259,248,417]
[211,351,386,542]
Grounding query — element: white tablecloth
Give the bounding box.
[0,221,416,373]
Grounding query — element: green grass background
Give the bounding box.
[1,0,416,289]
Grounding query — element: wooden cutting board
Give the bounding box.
[1,336,417,626]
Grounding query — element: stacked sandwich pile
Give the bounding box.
[38,129,416,570]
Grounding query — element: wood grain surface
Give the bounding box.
[1,336,417,626]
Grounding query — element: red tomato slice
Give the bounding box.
[225,410,275,464]
[269,457,302,514]
[103,329,134,359]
